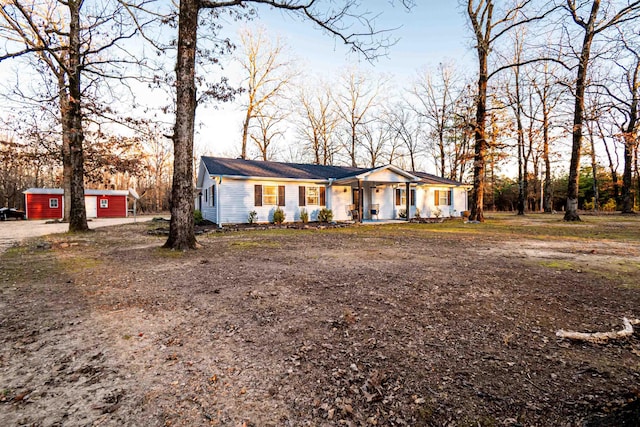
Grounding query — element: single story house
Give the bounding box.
[23,188,130,220]
[196,157,470,226]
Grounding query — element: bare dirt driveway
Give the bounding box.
[0,215,159,254]
[1,214,640,426]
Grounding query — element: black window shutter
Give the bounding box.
[434,190,439,206]
[254,184,262,206]
[319,187,326,206]
[395,189,401,205]
[278,185,286,206]
[299,186,306,206]
[448,189,452,205]
[410,189,416,206]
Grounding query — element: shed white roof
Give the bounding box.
[24,188,129,196]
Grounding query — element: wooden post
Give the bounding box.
[405,182,410,221]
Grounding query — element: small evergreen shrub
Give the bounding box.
[300,208,309,223]
[194,209,204,225]
[318,208,333,223]
[272,207,286,224]
[248,210,257,224]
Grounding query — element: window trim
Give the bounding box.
[49,198,59,209]
[100,199,108,208]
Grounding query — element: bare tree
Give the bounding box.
[409,62,460,178]
[606,31,640,213]
[334,69,386,167]
[360,116,392,168]
[249,103,287,160]
[530,59,565,212]
[0,0,151,231]
[465,0,555,222]
[167,0,413,249]
[239,27,295,159]
[296,83,339,165]
[561,0,640,221]
[385,107,423,172]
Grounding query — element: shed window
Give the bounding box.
[100,199,108,208]
[435,190,452,206]
[49,198,58,208]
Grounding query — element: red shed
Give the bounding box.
[23,188,129,219]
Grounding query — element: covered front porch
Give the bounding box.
[332,165,420,223]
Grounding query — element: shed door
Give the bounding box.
[85,196,97,218]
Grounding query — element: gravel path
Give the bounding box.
[0,216,159,254]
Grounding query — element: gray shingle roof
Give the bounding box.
[201,156,467,186]
[412,171,467,186]
[202,157,371,180]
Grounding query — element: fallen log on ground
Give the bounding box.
[556,317,640,344]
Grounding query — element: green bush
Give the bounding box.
[300,208,309,223]
[272,207,286,224]
[194,209,204,225]
[318,208,333,223]
[248,210,257,224]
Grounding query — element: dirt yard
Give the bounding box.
[1,215,640,426]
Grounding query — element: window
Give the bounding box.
[434,189,452,206]
[263,185,278,205]
[100,199,108,208]
[395,188,415,206]
[306,186,319,205]
[49,198,58,209]
[209,185,215,207]
[299,186,325,206]
[255,184,285,206]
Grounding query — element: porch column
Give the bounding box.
[405,182,411,221]
[358,180,363,223]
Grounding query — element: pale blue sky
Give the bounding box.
[256,1,473,77]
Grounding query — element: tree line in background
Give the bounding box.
[1,0,639,249]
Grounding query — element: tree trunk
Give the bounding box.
[588,124,599,211]
[60,83,73,222]
[564,0,600,222]
[470,47,488,222]
[621,132,634,213]
[241,106,251,159]
[67,0,88,232]
[164,0,198,250]
[621,58,638,214]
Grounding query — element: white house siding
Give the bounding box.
[200,173,218,224]
[415,186,468,218]
[376,186,396,219]
[329,185,353,221]
[453,187,468,215]
[216,178,328,224]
